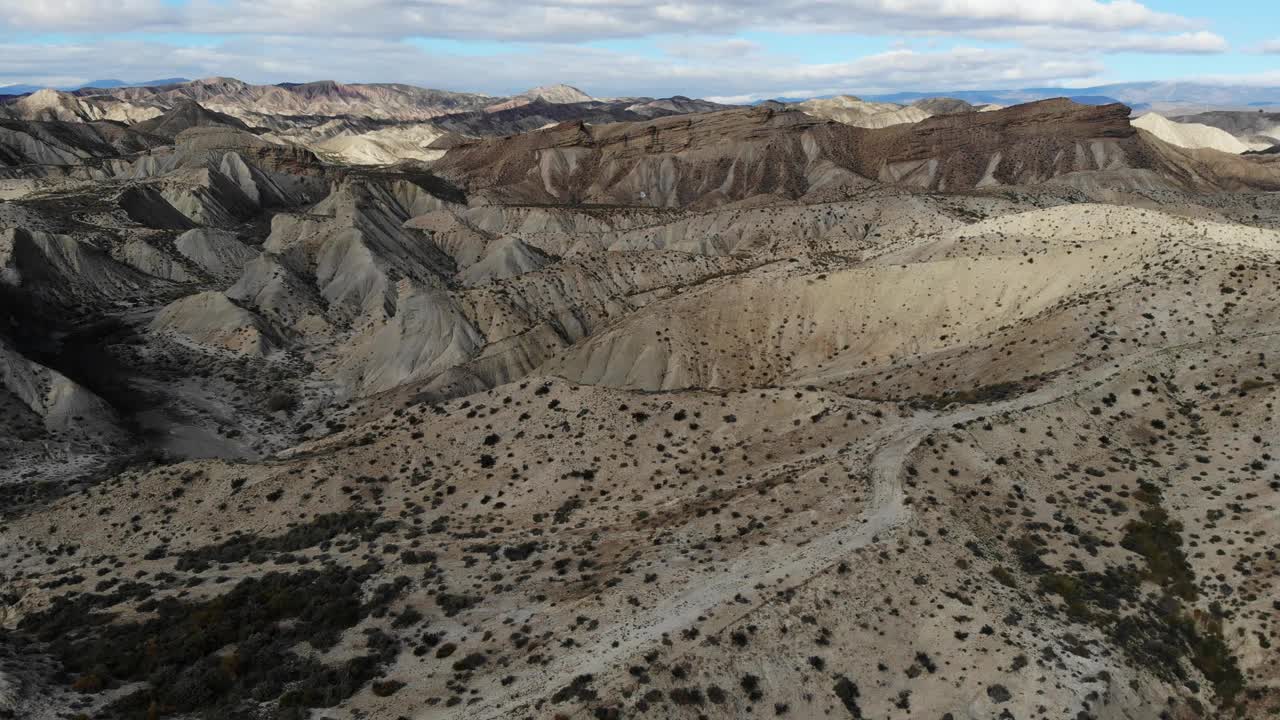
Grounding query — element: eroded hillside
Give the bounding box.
[2,95,1280,720]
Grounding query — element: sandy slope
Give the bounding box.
[1133,112,1263,153]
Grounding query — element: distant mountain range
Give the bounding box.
[861,92,1123,107]
[0,78,191,95]
[5,76,1279,114]
[0,77,736,165]
[765,82,1280,112]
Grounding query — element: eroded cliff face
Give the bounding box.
[823,98,1141,189]
[434,99,1260,207]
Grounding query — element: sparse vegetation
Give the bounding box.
[4,89,1278,720]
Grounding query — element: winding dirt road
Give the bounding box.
[456,331,1280,720]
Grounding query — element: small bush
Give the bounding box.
[265,391,299,414]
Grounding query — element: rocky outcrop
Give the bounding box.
[434,107,832,207]
[172,127,326,185]
[117,185,198,229]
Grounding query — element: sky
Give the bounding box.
[0,0,1277,100]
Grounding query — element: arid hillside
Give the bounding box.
[434,99,1280,207]
[2,92,1280,720]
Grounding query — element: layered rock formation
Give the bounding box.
[436,99,1280,207]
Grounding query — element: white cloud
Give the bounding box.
[0,0,177,32]
[0,36,1110,99]
[1187,69,1280,88]
[975,28,1226,54]
[766,0,1194,35]
[0,0,1247,99]
[0,0,1205,40]
[1261,38,1280,54]
[662,38,764,61]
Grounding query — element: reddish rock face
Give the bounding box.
[435,98,1280,206]
[825,99,1139,185]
